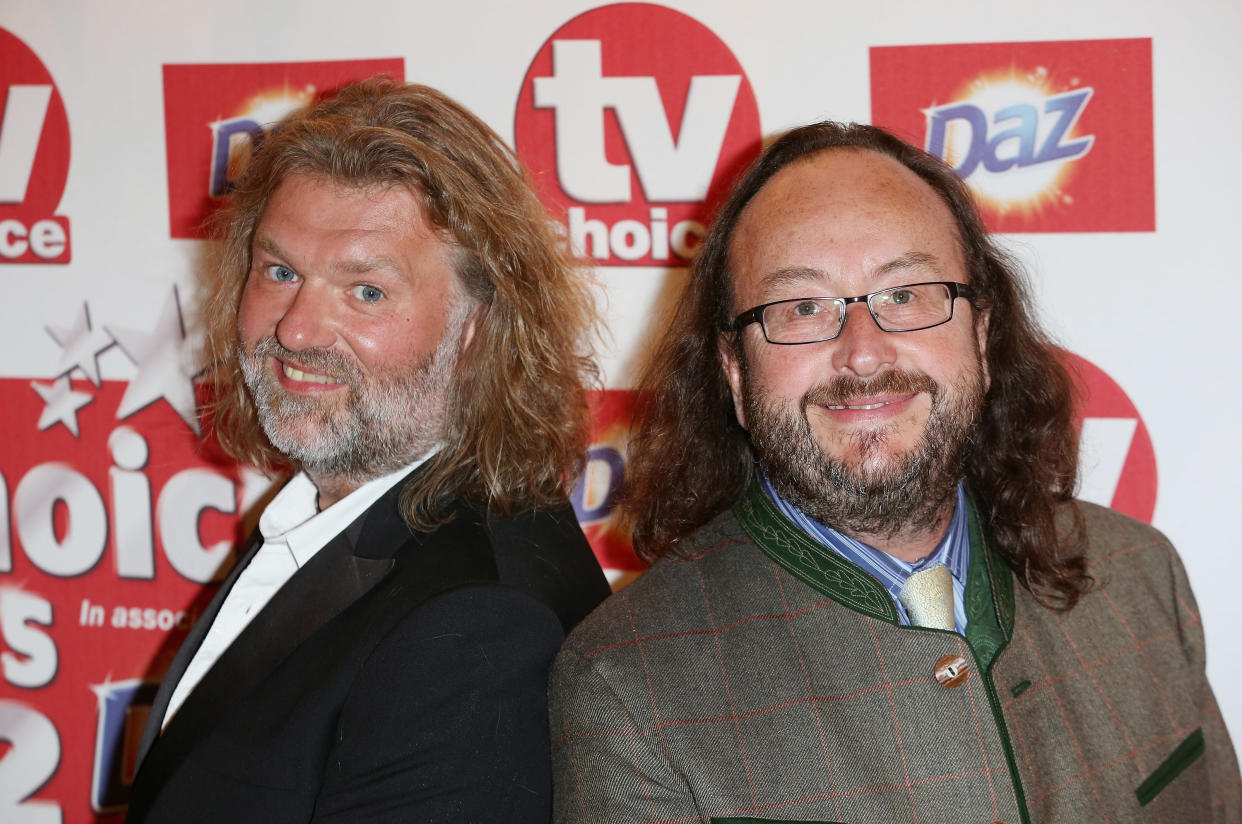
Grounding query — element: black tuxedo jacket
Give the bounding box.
[125,473,610,823]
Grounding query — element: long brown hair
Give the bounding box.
[203,78,599,527]
[625,121,1091,609]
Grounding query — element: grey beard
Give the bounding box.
[238,323,463,486]
[745,368,984,541]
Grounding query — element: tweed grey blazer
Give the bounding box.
[550,484,1241,823]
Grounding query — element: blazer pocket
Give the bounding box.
[1135,727,1205,806]
[712,819,845,823]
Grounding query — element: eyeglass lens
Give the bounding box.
[763,283,954,343]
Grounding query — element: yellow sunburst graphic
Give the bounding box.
[235,85,317,127]
[928,66,1091,221]
[216,85,318,183]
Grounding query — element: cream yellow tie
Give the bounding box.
[898,564,954,631]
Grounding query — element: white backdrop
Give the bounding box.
[2,1,1239,820]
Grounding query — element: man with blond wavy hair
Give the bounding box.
[126,78,610,824]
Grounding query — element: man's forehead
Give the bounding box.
[270,171,416,202]
[726,148,964,290]
[738,148,942,233]
[248,173,457,262]
[755,252,945,294]
[255,173,439,234]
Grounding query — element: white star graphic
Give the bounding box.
[105,287,202,435]
[46,302,115,386]
[31,377,94,437]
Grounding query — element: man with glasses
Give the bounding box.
[549,123,1240,823]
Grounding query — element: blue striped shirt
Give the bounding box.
[760,475,971,634]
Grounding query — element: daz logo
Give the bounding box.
[871,38,1153,233]
[515,3,761,266]
[571,390,643,582]
[163,58,403,239]
[0,27,71,263]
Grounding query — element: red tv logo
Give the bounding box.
[0,27,71,263]
[163,58,403,239]
[1068,352,1156,522]
[515,3,761,266]
[871,38,1153,233]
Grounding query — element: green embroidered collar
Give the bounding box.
[733,478,899,621]
[734,477,1014,663]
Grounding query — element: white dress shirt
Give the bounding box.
[160,458,429,729]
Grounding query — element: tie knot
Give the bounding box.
[898,563,954,631]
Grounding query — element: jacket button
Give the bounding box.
[934,654,969,687]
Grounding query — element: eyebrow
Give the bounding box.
[757,252,944,296]
[757,265,824,292]
[252,234,401,276]
[337,257,401,276]
[875,251,941,280]
[252,234,289,262]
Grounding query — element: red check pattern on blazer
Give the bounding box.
[550,488,1242,824]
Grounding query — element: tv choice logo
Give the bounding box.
[0,370,254,820]
[163,58,403,239]
[871,38,1154,233]
[1068,352,1156,522]
[515,3,761,266]
[0,27,71,263]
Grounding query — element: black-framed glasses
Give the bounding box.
[728,281,977,345]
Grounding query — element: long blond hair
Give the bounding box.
[203,78,599,527]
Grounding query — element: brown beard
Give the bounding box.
[743,365,985,541]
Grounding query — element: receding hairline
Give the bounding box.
[723,145,970,309]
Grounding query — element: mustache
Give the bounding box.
[245,337,361,383]
[802,370,938,409]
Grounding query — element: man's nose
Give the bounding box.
[830,302,897,377]
[275,283,337,352]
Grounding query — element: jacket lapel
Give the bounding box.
[135,531,261,767]
[128,476,412,818]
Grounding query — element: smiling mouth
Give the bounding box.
[281,362,343,385]
[825,401,891,411]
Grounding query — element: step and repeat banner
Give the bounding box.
[2,1,1239,820]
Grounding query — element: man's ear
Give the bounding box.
[717,334,748,430]
[458,302,483,353]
